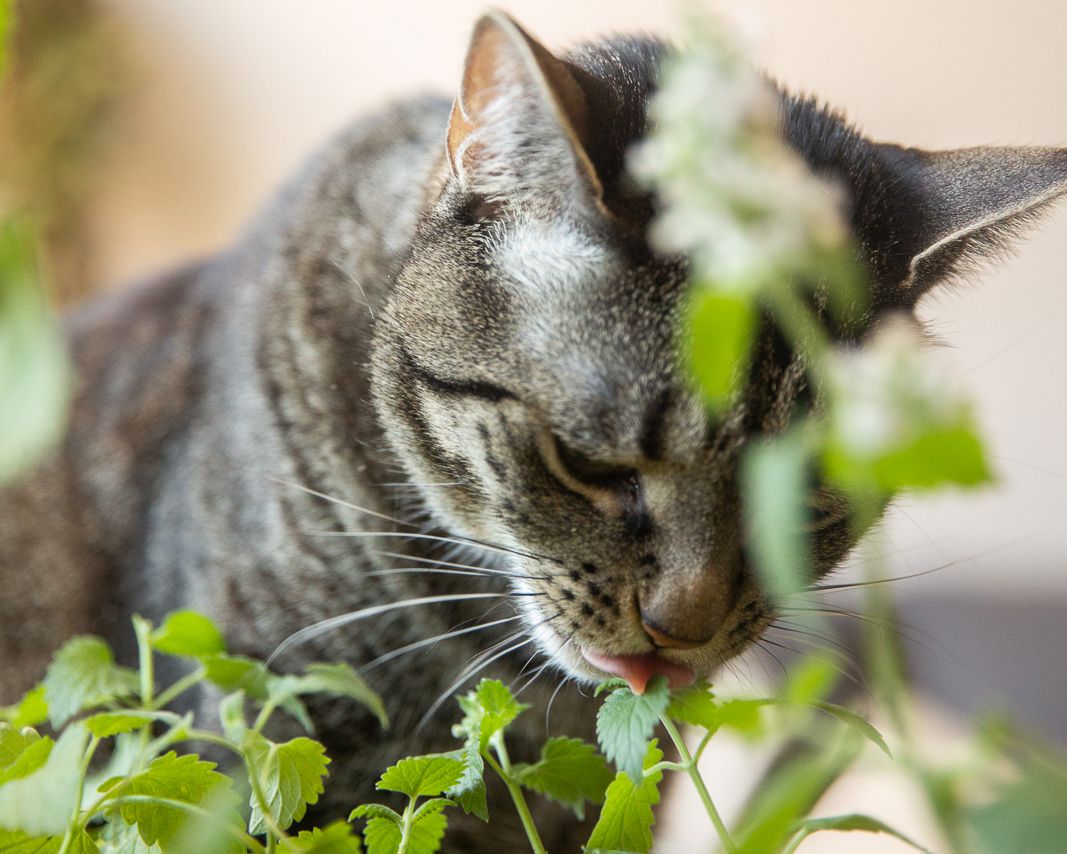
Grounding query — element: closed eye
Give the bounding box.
[552,434,638,490]
[399,347,517,403]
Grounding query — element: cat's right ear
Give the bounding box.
[446,11,605,217]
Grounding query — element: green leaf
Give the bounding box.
[350,804,403,824]
[363,810,448,854]
[0,723,43,770]
[742,432,812,602]
[105,751,241,853]
[280,821,364,853]
[783,656,837,706]
[687,289,757,410]
[593,678,629,697]
[84,712,160,739]
[218,691,247,742]
[43,636,139,727]
[716,699,766,737]
[585,740,663,854]
[0,216,69,485]
[377,755,464,799]
[201,654,270,700]
[967,762,1067,854]
[791,813,933,853]
[0,724,88,837]
[595,677,669,782]
[245,732,330,834]
[445,739,487,821]
[513,737,612,819]
[269,663,388,729]
[813,703,891,757]
[0,685,48,729]
[96,819,161,853]
[455,680,528,751]
[151,611,226,657]
[0,828,98,853]
[665,680,718,729]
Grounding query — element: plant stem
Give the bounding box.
[133,615,155,707]
[151,666,206,710]
[57,734,101,854]
[660,716,737,853]
[486,732,548,854]
[397,794,418,854]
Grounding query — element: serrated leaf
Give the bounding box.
[350,803,403,824]
[245,732,330,834]
[280,821,363,853]
[269,663,387,728]
[376,755,463,799]
[791,813,933,853]
[514,737,612,819]
[0,685,48,729]
[595,677,669,782]
[84,712,159,738]
[456,680,527,750]
[43,636,139,727]
[98,816,163,853]
[201,655,270,700]
[151,611,226,657]
[593,678,629,698]
[585,740,663,854]
[362,811,448,854]
[445,739,487,822]
[665,680,718,729]
[0,724,87,836]
[107,751,241,853]
[412,798,453,821]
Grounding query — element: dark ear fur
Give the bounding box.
[781,93,1067,306]
[446,11,605,214]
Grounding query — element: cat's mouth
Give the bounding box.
[580,648,696,695]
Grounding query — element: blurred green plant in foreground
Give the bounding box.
[2,7,1067,854]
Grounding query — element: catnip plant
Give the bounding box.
[3,6,1067,854]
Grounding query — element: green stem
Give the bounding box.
[133,615,155,707]
[486,732,548,854]
[253,700,277,734]
[397,794,418,854]
[660,716,736,853]
[104,795,267,853]
[151,666,206,710]
[57,734,101,854]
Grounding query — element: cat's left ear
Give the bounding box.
[446,11,606,216]
[864,144,1067,305]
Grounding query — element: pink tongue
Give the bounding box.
[583,649,695,695]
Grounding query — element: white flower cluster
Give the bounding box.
[628,21,848,289]
[827,317,967,457]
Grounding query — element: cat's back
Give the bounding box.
[0,93,452,701]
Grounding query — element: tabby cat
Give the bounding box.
[2,10,1065,849]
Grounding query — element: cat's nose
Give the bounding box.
[640,619,706,650]
[637,559,739,650]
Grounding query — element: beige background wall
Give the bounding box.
[86,0,1067,603]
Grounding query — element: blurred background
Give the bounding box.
[6,1,1066,849]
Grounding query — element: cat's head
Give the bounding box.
[370,12,1067,690]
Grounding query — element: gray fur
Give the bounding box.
[2,11,1066,846]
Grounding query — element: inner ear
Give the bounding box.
[446,11,605,212]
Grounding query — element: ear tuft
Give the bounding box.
[876,144,1067,300]
[446,11,604,212]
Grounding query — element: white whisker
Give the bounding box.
[362,615,523,672]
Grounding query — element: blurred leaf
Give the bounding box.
[43,635,138,727]
[0,723,87,837]
[201,654,270,700]
[968,763,1067,854]
[0,216,69,485]
[245,732,330,834]
[743,432,812,602]
[665,680,718,729]
[84,711,158,739]
[269,662,387,729]
[0,827,98,853]
[151,611,226,657]
[687,289,756,410]
[281,821,363,853]
[787,813,933,853]
[0,685,48,729]
[783,656,837,706]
